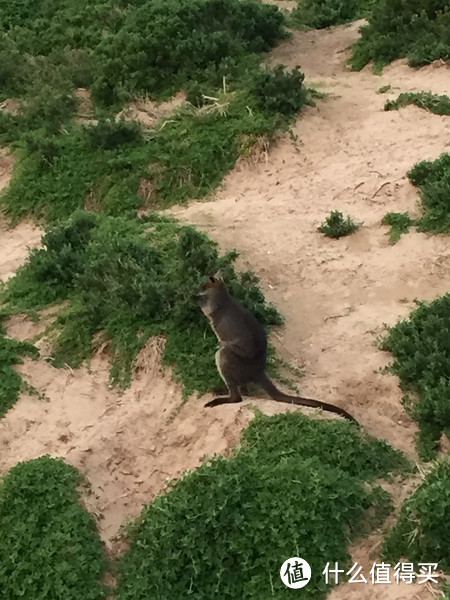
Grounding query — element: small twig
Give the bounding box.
[101,492,132,510]
[64,363,75,376]
[324,306,353,321]
[372,181,391,198]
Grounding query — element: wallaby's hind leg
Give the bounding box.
[205,349,243,408]
[205,384,242,408]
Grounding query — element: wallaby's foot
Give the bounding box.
[205,396,243,408]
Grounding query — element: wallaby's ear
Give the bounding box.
[212,269,223,282]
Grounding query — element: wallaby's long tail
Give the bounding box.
[257,373,357,423]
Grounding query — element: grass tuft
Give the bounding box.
[0,316,38,417]
[384,91,450,116]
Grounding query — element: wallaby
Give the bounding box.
[193,271,357,423]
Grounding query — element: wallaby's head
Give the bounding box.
[193,270,229,315]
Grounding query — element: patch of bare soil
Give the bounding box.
[117,91,186,128]
[1,19,449,599]
[0,151,42,282]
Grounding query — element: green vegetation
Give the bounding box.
[351,0,450,71]
[377,84,392,94]
[408,153,450,234]
[117,411,410,600]
[383,458,450,573]
[0,455,107,600]
[381,212,415,244]
[382,294,450,459]
[2,211,282,393]
[0,0,312,223]
[290,0,372,29]
[1,65,307,224]
[0,318,38,417]
[385,91,450,115]
[318,210,360,238]
[1,0,287,106]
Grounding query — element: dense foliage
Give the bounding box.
[385,91,450,115]
[317,210,360,238]
[0,318,38,417]
[2,211,282,393]
[0,0,311,222]
[0,456,107,600]
[117,411,410,600]
[92,0,288,105]
[351,0,450,71]
[383,458,450,573]
[1,65,307,223]
[1,0,288,105]
[407,153,450,234]
[291,0,372,29]
[382,294,450,459]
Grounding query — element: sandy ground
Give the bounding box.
[1,19,449,599]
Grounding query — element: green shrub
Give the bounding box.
[2,211,282,393]
[318,210,360,238]
[408,153,450,234]
[385,91,450,116]
[291,0,372,29]
[92,0,288,105]
[117,411,410,600]
[2,65,307,223]
[382,294,450,459]
[0,455,107,600]
[381,212,415,244]
[351,0,450,71]
[383,458,450,573]
[0,317,38,417]
[250,65,307,115]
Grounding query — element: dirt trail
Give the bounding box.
[0,19,449,599]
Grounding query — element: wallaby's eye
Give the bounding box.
[209,276,216,284]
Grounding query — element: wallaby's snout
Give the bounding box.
[193,271,224,303]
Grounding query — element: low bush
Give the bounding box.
[2,211,282,393]
[0,455,107,600]
[318,210,360,238]
[351,0,450,71]
[0,317,38,417]
[384,91,450,116]
[92,0,288,106]
[383,458,450,574]
[382,294,450,459]
[291,0,372,30]
[117,411,410,600]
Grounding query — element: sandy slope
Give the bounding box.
[1,19,449,599]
